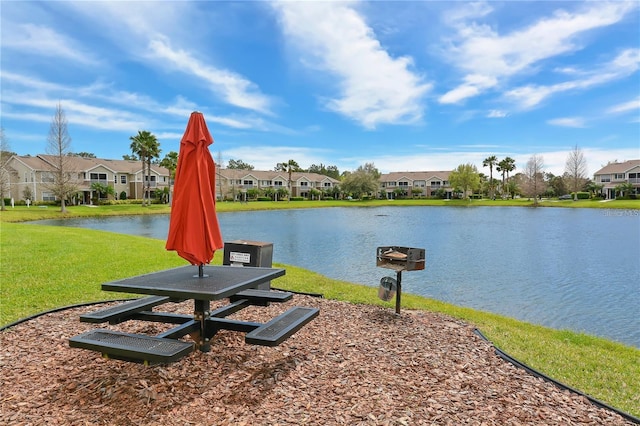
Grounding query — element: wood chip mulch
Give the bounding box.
[0,295,634,425]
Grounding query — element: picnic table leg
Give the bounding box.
[194,300,211,352]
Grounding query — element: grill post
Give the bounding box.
[395,271,402,315]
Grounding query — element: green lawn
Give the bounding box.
[1,220,638,417]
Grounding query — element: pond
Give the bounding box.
[33,206,640,348]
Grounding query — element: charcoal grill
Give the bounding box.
[376,246,426,314]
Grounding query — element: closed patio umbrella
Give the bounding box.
[166,112,223,276]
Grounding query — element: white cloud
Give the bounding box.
[1,23,99,65]
[439,2,637,104]
[148,38,274,115]
[487,110,508,118]
[272,1,431,129]
[547,117,587,128]
[506,48,640,109]
[607,97,640,114]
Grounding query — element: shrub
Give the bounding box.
[573,192,590,200]
[290,197,305,201]
[256,197,272,201]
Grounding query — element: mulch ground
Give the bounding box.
[0,295,634,425]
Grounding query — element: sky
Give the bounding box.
[1,1,639,176]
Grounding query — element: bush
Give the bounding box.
[573,192,590,199]
[256,197,272,201]
[290,197,305,201]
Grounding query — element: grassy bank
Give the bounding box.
[0,221,638,416]
[0,197,638,223]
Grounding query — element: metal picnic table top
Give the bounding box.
[101,265,286,300]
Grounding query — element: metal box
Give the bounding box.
[223,240,274,290]
[376,246,425,272]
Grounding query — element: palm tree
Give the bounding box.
[482,155,498,199]
[160,151,178,205]
[276,159,301,201]
[129,131,160,206]
[497,157,516,198]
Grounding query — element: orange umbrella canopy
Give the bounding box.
[166,112,223,265]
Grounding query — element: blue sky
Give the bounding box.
[1,1,639,176]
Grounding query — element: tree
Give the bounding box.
[227,159,254,170]
[482,155,498,199]
[275,159,302,201]
[122,154,137,161]
[308,163,340,179]
[564,145,588,201]
[496,157,516,198]
[73,152,96,158]
[129,130,160,206]
[339,163,380,199]
[160,151,178,204]
[90,182,115,204]
[546,173,567,197]
[449,163,480,199]
[45,103,78,213]
[523,154,545,206]
[0,127,13,211]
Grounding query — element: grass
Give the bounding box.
[1,221,638,417]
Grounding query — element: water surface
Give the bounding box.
[34,206,640,347]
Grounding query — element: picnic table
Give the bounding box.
[69,265,319,364]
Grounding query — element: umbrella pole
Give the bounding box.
[198,264,204,278]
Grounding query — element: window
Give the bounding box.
[300,181,308,187]
[274,181,283,186]
[90,173,107,182]
[614,173,625,180]
[600,175,611,183]
[430,181,441,187]
[144,176,157,186]
[41,172,54,183]
[243,180,253,186]
[120,175,127,184]
[324,182,332,187]
[399,181,409,187]
[42,192,56,202]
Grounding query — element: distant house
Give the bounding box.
[593,159,640,199]
[216,169,340,200]
[6,154,170,204]
[379,171,453,199]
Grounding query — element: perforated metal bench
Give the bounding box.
[69,329,193,365]
[80,296,172,324]
[229,289,293,306]
[245,306,319,347]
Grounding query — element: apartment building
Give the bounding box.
[593,159,640,199]
[6,154,171,203]
[216,169,340,200]
[379,171,453,199]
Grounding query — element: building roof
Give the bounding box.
[11,154,169,176]
[593,159,640,175]
[218,168,340,184]
[380,171,451,182]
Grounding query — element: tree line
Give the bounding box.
[1,104,631,211]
